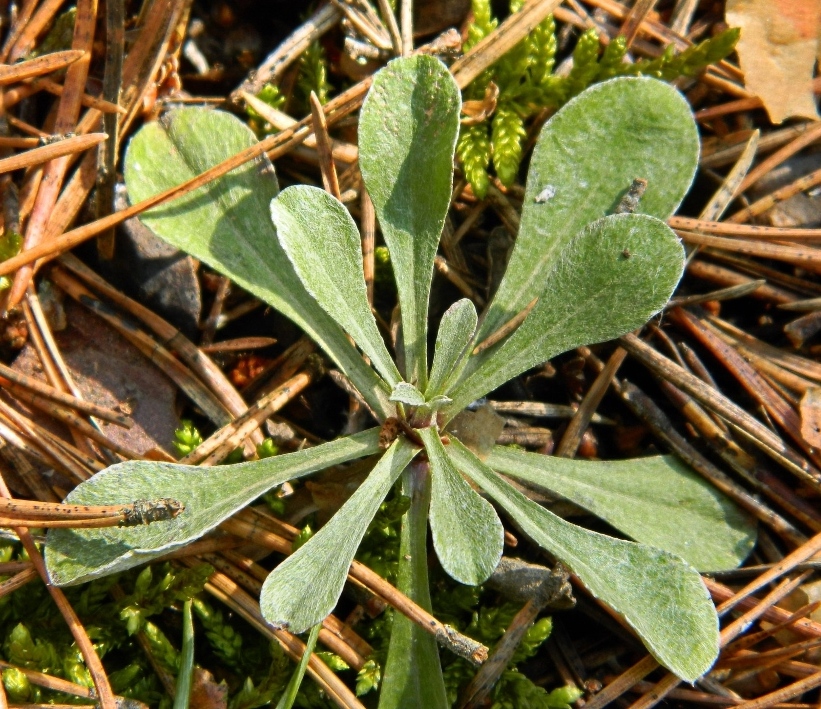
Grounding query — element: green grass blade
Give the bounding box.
[275,624,321,709]
[173,599,195,709]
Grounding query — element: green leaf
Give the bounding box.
[449,214,684,413]
[271,185,401,387]
[260,439,418,633]
[174,600,195,709]
[45,429,382,586]
[390,382,426,407]
[359,55,460,388]
[426,299,477,398]
[275,624,320,709]
[476,77,698,343]
[124,107,391,418]
[488,446,756,571]
[379,464,448,709]
[449,440,719,682]
[419,427,503,585]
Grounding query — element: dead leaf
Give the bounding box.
[189,668,228,709]
[799,386,821,447]
[726,0,820,123]
[447,404,506,460]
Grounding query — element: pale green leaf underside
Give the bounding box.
[379,467,448,709]
[359,55,460,388]
[390,382,426,407]
[449,214,684,413]
[272,185,401,387]
[45,429,382,586]
[426,298,477,398]
[420,427,503,585]
[260,439,418,633]
[449,440,719,682]
[123,107,390,417]
[478,76,699,341]
[488,446,756,571]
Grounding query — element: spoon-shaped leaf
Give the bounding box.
[124,107,391,417]
[449,440,719,682]
[426,299,477,398]
[379,465,448,709]
[449,214,684,414]
[390,382,426,407]
[359,55,460,388]
[45,429,382,586]
[419,427,503,585]
[488,446,756,571]
[476,76,698,342]
[260,438,418,633]
[271,185,402,387]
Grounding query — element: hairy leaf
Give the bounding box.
[390,382,426,407]
[449,214,684,413]
[426,299,477,398]
[124,107,391,417]
[477,77,698,342]
[45,430,382,586]
[420,427,503,585]
[271,185,401,387]
[379,465,448,709]
[259,439,418,633]
[488,446,756,571]
[449,440,719,682]
[359,56,460,388]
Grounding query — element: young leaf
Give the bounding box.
[487,446,756,571]
[45,429,382,586]
[124,107,391,418]
[426,299,477,398]
[449,214,684,414]
[449,440,719,682]
[359,55,460,388]
[260,438,418,633]
[390,382,426,407]
[379,464,448,709]
[476,77,699,342]
[271,185,402,387]
[419,427,503,585]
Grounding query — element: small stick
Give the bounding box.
[400,0,413,55]
[472,297,538,354]
[668,280,766,308]
[361,188,376,306]
[0,361,131,427]
[377,0,402,55]
[95,0,124,260]
[309,91,342,200]
[0,49,85,85]
[0,132,106,175]
[555,347,626,457]
[7,0,67,61]
[727,165,821,225]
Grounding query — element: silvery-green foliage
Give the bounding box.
[46,55,757,693]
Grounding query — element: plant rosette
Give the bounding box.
[45,56,755,701]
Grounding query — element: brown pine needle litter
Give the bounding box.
[0,1,818,708]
